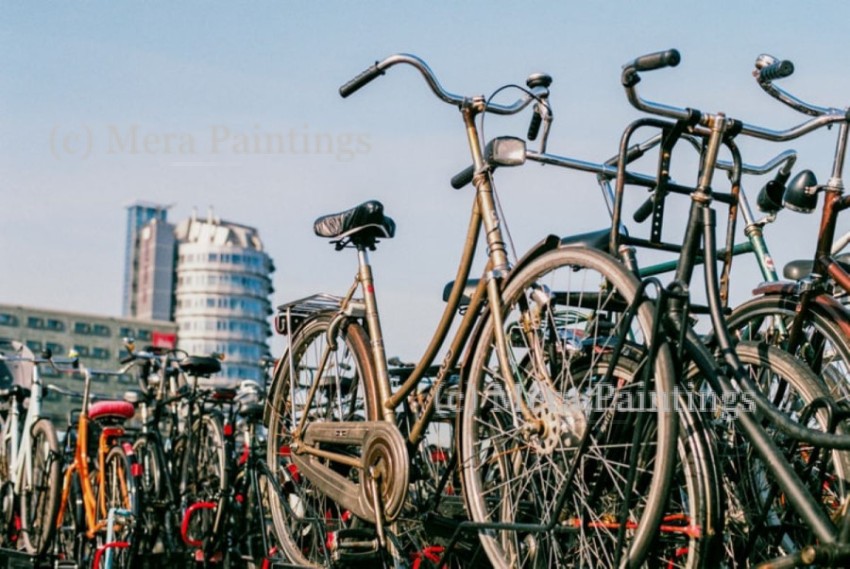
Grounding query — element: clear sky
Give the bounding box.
[2,1,850,358]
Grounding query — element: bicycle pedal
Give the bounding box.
[327,528,381,563]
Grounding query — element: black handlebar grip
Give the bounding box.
[451,164,475,189]
[339,62,385,98]
[633,194,656,223]
[758,60,794,83]
[632,49,681,72]
[527,108,543,141]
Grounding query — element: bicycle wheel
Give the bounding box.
[708,341,850,566]
[180,413,228,555]
[266,312,375,567]
[133,435,167,556]
[100,445,141,568]
[728,294,850,401]
[461,247,678,569]
[18,418,60,555]
[55,470,85,565]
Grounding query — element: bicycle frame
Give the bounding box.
[55,367,132,541]
[286,57,551,457]
[615,51,850,563]
[2,363,45,497]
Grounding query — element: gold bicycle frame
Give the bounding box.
[292,98,542,457]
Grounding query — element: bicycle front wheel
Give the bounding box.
[19,418,61,556]
[460,246,678,568]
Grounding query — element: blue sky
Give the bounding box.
[2,2,850,358]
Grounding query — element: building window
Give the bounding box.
[73,345,90,357]
[26,340,43,352]
[46,342,65,355]
[119,327,134,339]
[92,324,111,337]
[27,317,45,329]
[137,330,151,341]
[46,319,65,332]
[92,347,110,359]
[74,322,92,335]
[0,314,19,327]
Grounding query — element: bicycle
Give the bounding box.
[721,55,850,409]
[265,54,684,568]
[453,49,850,566]
[597,49,850,567]
[121,342,231,564]
[0,341,63,556]
[53,357,142,568]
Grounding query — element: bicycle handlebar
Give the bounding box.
[623,50,849,142]
[340,53,547,116]
[0,352,80,375]
[755,54,795,83]
[753,53,839,119]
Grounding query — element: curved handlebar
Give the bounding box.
[339,53,547,115]
[622,50,849,142]
[755,54,794,83]
[753,53,840,119]
[621,49,680,87]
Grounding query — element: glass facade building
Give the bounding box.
[173,215,274,384]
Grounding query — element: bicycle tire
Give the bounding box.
[180,412,228,556]
[707,341,850,566]
[460,246,678,568]
[18,418,60,556]
[727,294,850,402]
[266,312,375,567]
[132,435,167,556]
[100,444,141,568]
[55,469,85,565]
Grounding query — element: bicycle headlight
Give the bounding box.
[783,169,819,213]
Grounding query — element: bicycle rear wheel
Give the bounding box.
[18,418,61,555]
[266,312,375,567]
[461,247,678,568]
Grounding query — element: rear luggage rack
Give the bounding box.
[274,293,346,335]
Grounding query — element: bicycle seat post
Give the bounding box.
[355,243,394,423]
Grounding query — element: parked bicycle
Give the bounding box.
[265,54,684,568]
[53,356,142,568]
[0,341,64,556]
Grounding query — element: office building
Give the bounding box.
[123,201,172,318]
[0,303,177,422]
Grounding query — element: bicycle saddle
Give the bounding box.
[560,228,611,252]
[239,401,264,422]
[180,355,221,377]
[783,253,850,280]
[314,200,396,243]
[0,384,31,402]
[88,400,135,424]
